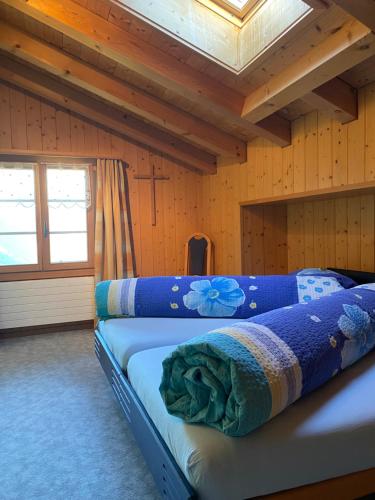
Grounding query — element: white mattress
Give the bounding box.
[98,317,236,370]
[128,346,375,500]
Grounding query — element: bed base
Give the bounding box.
[95,330,375,500]
[94,330,196,500]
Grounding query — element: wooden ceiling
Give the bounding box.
[0,0,375,173]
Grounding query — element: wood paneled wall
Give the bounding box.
[2,79,375,280]
[288,195,375,272]
[200,83,375,274]
[241,205,288,275]
[0,80,201,277]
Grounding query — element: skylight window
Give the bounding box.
[211,0,260,19]
[224,0,250,9]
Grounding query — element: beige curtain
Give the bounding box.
[95,159,135,282]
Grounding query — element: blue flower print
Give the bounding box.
[183,277,245,317]
[338,304,375,369]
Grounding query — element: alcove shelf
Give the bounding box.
[241,181,375,275]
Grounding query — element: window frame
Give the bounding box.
[211,0,260,19]
[0,160,95,281]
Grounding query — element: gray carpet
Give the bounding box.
[0,330,160,500]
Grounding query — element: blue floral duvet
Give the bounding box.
[160,284,375,436]
[95,269,356,319]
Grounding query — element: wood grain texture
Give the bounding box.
[0,80,201,277]
[201,83,375,274]
[286,194,375,272]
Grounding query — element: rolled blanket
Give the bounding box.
[95,269,355,319]
[160,285,375,436]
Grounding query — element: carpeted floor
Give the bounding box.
[0,330,160,500]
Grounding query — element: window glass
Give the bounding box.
[46,167,89,264]
[0,164,38,266]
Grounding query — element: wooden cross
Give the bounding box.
[134,164,170,225]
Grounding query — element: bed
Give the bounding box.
[94,269,375,499]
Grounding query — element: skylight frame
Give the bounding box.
[212,0,260,19]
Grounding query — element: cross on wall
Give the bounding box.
[134,164,170,226]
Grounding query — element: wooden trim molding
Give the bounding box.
[240,180,375,206]
[0,320,95,339]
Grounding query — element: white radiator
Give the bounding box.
[0,277,95,329]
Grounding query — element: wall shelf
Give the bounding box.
[241,182,375,274]
[240,180,375,207]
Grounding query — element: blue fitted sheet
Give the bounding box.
[98,317,236,370]
[128,345,375,500]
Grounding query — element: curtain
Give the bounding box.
[94,159,135,282]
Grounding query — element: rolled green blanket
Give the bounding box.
[160,285,375,436]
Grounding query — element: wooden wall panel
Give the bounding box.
[201,83,375,274]
[0,80,201,277]
[241,205,288,275]
[287,195,375,272]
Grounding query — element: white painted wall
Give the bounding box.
[0,277,95,329]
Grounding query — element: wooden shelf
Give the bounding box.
[240,181,375,206]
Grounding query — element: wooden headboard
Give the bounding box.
[329,268,375,285]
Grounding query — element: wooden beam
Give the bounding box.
[242,19,375,123]
[0,56,217,174]
[0,0,243,113]
[302,77,358,123]
[303,0,330,9]
[332,0,375,32]
[0,22,245,162]
[0,0,291,147]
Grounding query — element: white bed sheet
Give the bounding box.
[98,317,236,370]
[128,346,375,500]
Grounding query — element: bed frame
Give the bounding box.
[94,268,375,500]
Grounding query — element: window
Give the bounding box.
[211,0,260,18]
[0,161,94,279]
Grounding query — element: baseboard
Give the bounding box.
[0,320,95,339]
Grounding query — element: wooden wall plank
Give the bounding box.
[97,128,111,155]
[332,120,348,186]
[25,94,42,150]
[317,112,332,189]
[365,83,375,181]
[0,82,12,148]
[335,197,348,269]
[347,90,365,184]
[303,201,314,267]
[360,194,374,271]
[347,196,362,269]
[272,145,283,196]
[304,112,318,191]
[287,203,305,272]
[55,109,71,152]
[41,101,57,151]
[282,145,294,194]
[324,199,336,267]
[292,117,305,193]
[162,158,177,275]
[70,115,85,152]
[9,86,27,149]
